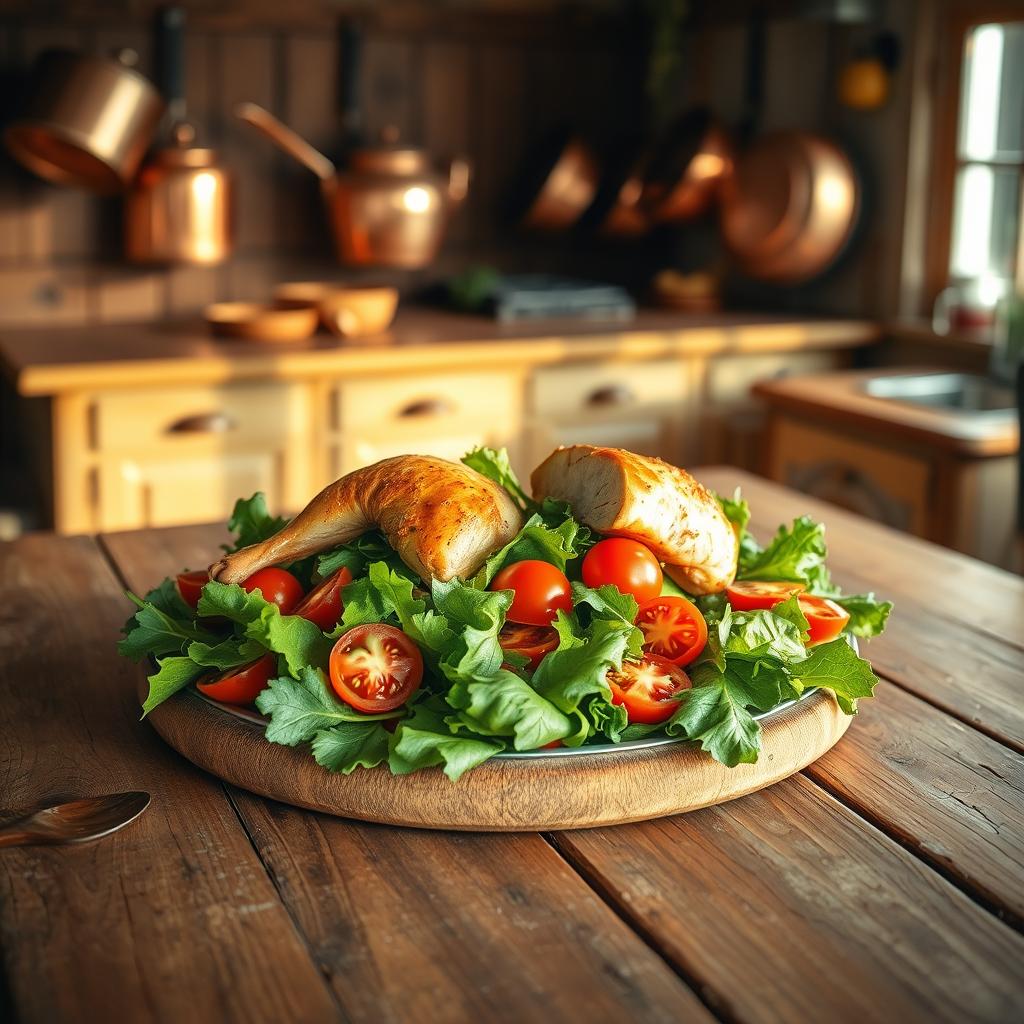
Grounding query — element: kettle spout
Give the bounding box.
[447,158,471,206]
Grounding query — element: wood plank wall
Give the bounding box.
[0,4,648,327]
[0,0,921,327]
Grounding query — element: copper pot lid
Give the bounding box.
[349,126,429,176]
[147,121,219,168]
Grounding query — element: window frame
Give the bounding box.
[923,4,1024,311]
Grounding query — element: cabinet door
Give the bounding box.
[766,416,932,535]
[97,449,289,531]
[528,359,692,469]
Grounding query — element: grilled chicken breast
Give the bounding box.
[531,445,738,594]
[210,455,523,584]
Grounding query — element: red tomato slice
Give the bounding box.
[581,538,663,605]
[242,567,305,615]
[798,595,850,645]
[606,655,692,725]
[329,623,424,713]
[176,569,209,609]
[499,623,559,670]
[636,595,708,666]
[293,567,353,631]
[725,580,805,611]
[197,652,276,706]
[490,560,573,626]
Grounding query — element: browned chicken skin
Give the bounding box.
[210,455,523,583]
[531,445,739,594]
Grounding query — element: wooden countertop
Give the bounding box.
[3,469,1023,1023]
[0,307,880,396]
[755,367,1019,458]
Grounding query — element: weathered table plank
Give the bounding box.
[554,776,1024,1024]
[0,535,340,1024]
[805,682,1024,925]
[103,524,717,1023]
[231,792,713,1024]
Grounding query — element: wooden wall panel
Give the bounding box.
[361,36,420,145]
[218,33,279,253]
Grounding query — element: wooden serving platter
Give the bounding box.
[142,682,851,831]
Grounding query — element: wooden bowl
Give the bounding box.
[319,286,399,341]
[205,302,318,342]
[272,281,334,309]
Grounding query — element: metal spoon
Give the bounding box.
[0,792,151,848]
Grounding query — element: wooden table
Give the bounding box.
[2,469,1022,1023]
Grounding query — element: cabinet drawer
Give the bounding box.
[334,371,518,434]
[531,360,687,420]
[705,351,844,409]
[91,383,302,452]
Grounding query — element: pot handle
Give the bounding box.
[448,158,471,205]
[235,102,336,182]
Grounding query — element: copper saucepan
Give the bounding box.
[510,128,600,233]
[720,131,860,284]
[236,103,468,269]
[5,48,165,193]
[641,108,734,225]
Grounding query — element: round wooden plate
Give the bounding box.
[141,681,851,831]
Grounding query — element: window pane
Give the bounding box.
[957,22,1024,161]
[949,164,1021,279]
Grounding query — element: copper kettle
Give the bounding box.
[236,103,469,269]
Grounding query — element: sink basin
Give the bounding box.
[862,373,1016,416]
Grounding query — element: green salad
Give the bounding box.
[119,447,892,778]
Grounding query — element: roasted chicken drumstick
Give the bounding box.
[210,455,523,584]
[531,445,739,594]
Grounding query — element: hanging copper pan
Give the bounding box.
[720,131,860,284]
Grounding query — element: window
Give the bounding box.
[947,21,1024,302]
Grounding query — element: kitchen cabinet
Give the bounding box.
[327,369,524,483]
[756,369,1019,570]
[50,382,312,533]
[527,359,697,468]
[0,311,877,533]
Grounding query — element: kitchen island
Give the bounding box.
[1,469,1021,1023]
[0,309,877,533]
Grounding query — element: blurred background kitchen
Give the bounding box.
[0,0,1020,572]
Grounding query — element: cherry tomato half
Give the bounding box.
[582,538,663,605]
[725,580,805,612]
[176,569,209,609]
[798,595,850,646]
[329,623,424,713]
[197,652,276,706]
[636,595,708,666]
[293,566,353,631]
[499,623,559,671]
[242,567,305,615]
[606,655,692,725]
[491,560,573,626]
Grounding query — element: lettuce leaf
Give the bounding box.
[256,666,401,746]
[666,673,762,767]
[388,701,503,780]
[141,655,207,716]
[462,445,533,511]
[317,531,415,583]
[118,590,215,661]
[833,593,893,638]
[222,492,287,553]
[470,512,586,588]
[312,721,391,773]
[793,637,878,714]
[197,581,332,678]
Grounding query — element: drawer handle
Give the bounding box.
[586,384,636,407]
[165,412,238,434]
[398,398,455,418]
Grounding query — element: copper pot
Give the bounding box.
[236,103,469,269]
[5,48,165,193]
[720,132,860,284]
[641,109,733,225]
[125,122,232,264]
[125,8,232,265]
[515,131,599,233]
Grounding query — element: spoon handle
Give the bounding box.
[0,828,36,848]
